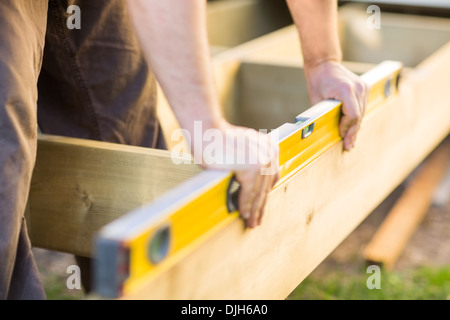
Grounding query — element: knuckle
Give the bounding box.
[340,81,354,94]
[346,108,360,121]
[251,163,263,173]
[355,81,365,94]
[346,116,359,127]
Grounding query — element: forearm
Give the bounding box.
[126,0,223,136]
[287,0,368,151]
[286,0,342,68]
[127,0,279,228]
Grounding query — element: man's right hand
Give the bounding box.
[127,0,279,228]
[195,121,280,228]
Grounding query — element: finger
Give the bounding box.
[272,170,280,188]
[361,81,370,117]
[236,170,261,222]
[247,173,271,228]
[257,174,275,226]
[259,140,279,185]
[339,94,361,151]
[246,144,278,227]
[351,81,369,147]
[260,153,280,181]
[267,142,280,185]
[344,123,360,150]
[340,115,358,150]
[339,98,360,137]
[352,79,368,119]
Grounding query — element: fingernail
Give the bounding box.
[242,212,250,219]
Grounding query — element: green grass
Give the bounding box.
[42,265,450,300]
[43,274,85,300]
[288,266,450,300]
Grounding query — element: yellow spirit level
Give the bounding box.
[94,61,402,298]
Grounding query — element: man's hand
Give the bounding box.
[304,60,369,151]
[195,121,280,228]
[127,0,279,228]
[286,0,369,150]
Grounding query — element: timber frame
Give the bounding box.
[27,2,450,299]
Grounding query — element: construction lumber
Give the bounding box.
[27,3,450,299]
[364,140,450,270]
[157,0,293,150]
[232,59,380,130]
[342,0,450,9]
[206,0,292,49]
[120,41,450,298]
[340,6,450,67]
[433,163,450,207]
[27,135,200,257]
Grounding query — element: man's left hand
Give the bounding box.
[304,60,369,151]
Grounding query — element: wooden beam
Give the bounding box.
[207,0,292,48]
[157,1,293,150]
[159,3,450,150]
[26,20,351,256]
[235,61,310,130]
[433,163,450,207]
[120,42,450,299]
[232,59,379,131]
[158,21,345,149]
[27,135,200,257]
[340,5,450,67]
[27,3,450,299]
[364,138,450,270]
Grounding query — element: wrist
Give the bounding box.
[303,56,342,71]
[181,115,230,164]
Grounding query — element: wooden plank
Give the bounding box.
[120,42,450,299]
[158,21,345,149]
[91,61,400,299]
[158,27,298,150]
[209,22,349,128]
[211,27,302,127]
[157,1,293,150]
[207,0,292,48]
[157,19,349,148]
[28,3,450,299]
[25,19,362,255]
[234,59,379,131]
[340,5,450,67]
[159,3,450,149]
[364,139,450,270]
[343,0,450,9]
[27,135,201,257]
[433,162,450,206]
[234,61,310,130]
